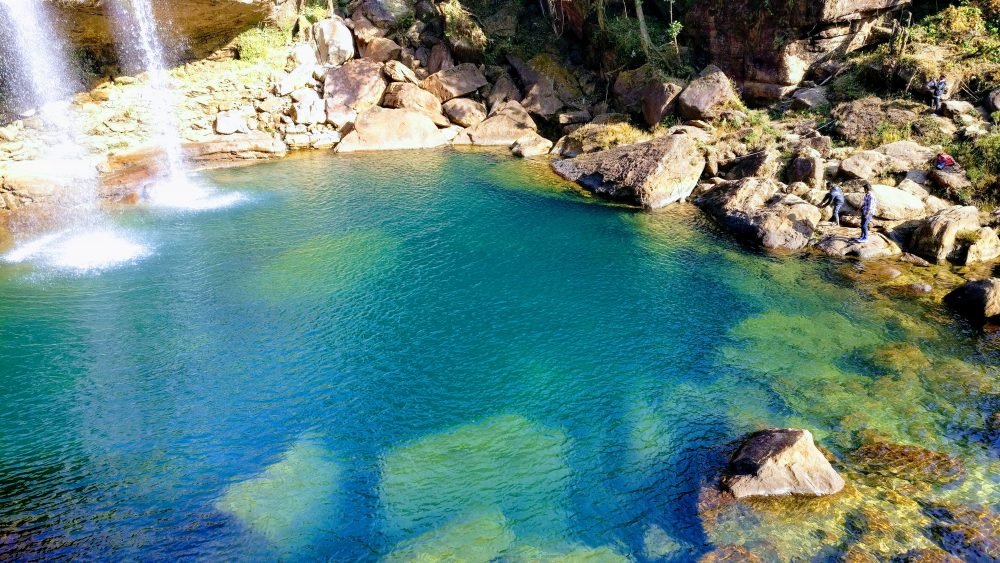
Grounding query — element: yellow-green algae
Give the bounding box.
[384,510,516,563]
[215,435,340,552]
[254,229,399,302]
[380,415,572,541]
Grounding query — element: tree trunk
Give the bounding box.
[634,0,652,56]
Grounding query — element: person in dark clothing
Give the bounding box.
[854,182,876,243]
[818,182,846,226]
[927,75,948,112]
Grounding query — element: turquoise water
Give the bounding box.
[0,151,997,560]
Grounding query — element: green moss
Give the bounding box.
[255,229,400,302]
[215,436,340,551]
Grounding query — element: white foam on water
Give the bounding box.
[3,229,151,273]
[144,177,246,211]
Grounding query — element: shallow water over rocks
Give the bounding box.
[0,151,996,560]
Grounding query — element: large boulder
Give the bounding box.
[420,63,488,102]
[752,194,823,251]
[380,82,449,127]
[356,0,414,28]
[459,100,537,146]
[508,55,584,119]
[963,227,1000,265]
[845,185,926,221]
[833,98,919,145]
[550,133,706,209]
[677,66,741,121]
[721,429,844,498]
[336,107,447,152]
[791,87,829,111]
[313,17,354,66]
[697,178,822,251]
[323,60,388,129]
[442,98,487,128]
[510,132,553,158]
[815,230,901,259]
[929,168,973,193]
[910,206,981,263]
[944,278,1000,323]
[686,0,909,98]
[360,37,402,62]
[642,82,685,127]
[840,150,893,180]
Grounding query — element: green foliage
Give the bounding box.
[949,132,1000,204]
[601,16,694,76]
[829,67,869,102]
[913,5,988,43]
[300,4,329,23]
[234,26,287,62]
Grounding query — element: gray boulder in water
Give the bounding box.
[722,428,845,498]
[550,132,705,209]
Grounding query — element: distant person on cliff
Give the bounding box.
[854,183,876,243]
[927,75,948,112]
[818,183,845,226]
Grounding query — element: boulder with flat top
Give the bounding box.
[551,133,706,209]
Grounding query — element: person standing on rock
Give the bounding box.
[927,75,948,112]
[855,182,876,243]
[818,182,845,226]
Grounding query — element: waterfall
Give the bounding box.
[108,0,243,210]
[0,0,149,273]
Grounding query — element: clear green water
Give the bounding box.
[0,151,996,560]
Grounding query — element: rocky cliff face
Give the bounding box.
[47,0,277,66]
[687,0,910,99]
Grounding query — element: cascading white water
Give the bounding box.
[109,0,244,210]
[0,0,149,274]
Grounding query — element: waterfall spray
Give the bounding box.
[109,0,244,210]
[0,0,149,273]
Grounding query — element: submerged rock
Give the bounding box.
[924,504,1000,561]
[215,436,340,552]
[721,428,844,498]
[550,133,705,209]
[848,438,964,487]
[384,510,515,562]
[699,544,762,563]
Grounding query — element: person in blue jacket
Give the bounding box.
[854,182,876,243]
[818,182,845,226]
